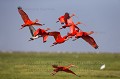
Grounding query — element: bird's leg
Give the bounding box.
[20,24,25,29]
[64,69,80,77]
[76,22,81,25]
[42,24,45,25]
[51,71,57,76]
[34,19,45,26]
[72,38,77,41]
[86,31,94,35]
[70,14,75,18]
[50,42,57,47]
[20,27,23,30]
[59,25,67,30]
[59,27,63,30]
[35,19,39,22]
[56,21,59,23]
[50,44,55,47]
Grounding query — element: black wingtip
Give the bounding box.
[18,6,22,9]
[95,46,99,49]
[42,24,45,25]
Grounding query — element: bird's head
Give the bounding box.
[64,12,70,19]
[18,6,22,9]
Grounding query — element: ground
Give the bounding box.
[0,52,120,79]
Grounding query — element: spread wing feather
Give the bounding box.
[49,32,62,40]
[82,35,98,49]
[18,7,30,23]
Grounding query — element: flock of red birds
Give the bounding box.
[17,6,99,77]
[18,6,98,49]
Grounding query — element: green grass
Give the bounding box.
[0,52,120,79]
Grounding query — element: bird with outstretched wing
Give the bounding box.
[18,7,44,29]
[73,31,98,49]
[48,31,69,47]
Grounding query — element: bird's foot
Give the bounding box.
[42,24,45,25]
[28,38,34,41]
[50,45,54,47]
[59,28,63,30]
[56,21,59,23]
[72,39,77,41]
[43,41,46,43]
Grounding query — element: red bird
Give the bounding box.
[48,31,70,47]
[28,26,50,43]
[51,64,80,77]
[18,7,44,29]
[57,13,75,29]
[56,13,75,25]
[58,12,85,30]
[66,22,98,49]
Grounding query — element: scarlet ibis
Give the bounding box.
[51,64,80,77]
[48,31,70,47]
[18,7,45,29]
[28,26,50,43]
[56,13,75,25]
[59,14,81,30]
[58,12,85,28]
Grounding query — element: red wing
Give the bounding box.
[43,35,48,42]
[70,25,75,33]
[34,23,42,26]
[48,31,62,40]
[82,35,98,49]
[64,69,78,76]
[59,16,65,23]
[18,7,30,23]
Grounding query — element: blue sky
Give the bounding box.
[0,0,120,53]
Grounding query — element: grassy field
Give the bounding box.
[0,52,120,79]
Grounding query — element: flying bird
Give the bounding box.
[51,64,80,77]
[48,31,70,47]
[57,13,85,28]
[18,7,45,29]
[100,64,105,70]
[28,26,50,43]
[56,12,74,25]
